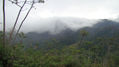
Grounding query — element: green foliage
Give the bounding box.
[80,30,89,37]
[0,31,119,67]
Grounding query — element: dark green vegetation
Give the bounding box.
[0,19,119,67]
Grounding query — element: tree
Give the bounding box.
[103,38,114,67]
[2,0,7,66]
[78,30,88,46]
[3,0,6,47]
[1,1,45,66]
[8,0,45,44]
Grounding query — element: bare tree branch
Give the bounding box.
[14,1,34,40]
[8,0,21,7]
[8,0,45,44]
[9,0,27,44]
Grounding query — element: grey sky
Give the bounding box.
[1,0,119,19]
[30,0,119,19]
[0,0,119,33]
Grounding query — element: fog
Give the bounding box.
[0,0,119,34]
[20,17,98,34]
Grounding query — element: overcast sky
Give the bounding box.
[29,0,119,19]
[0,0,119,33]
[0,0,119,19]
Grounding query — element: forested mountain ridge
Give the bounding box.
[24,19,119,48]
[1,19,119,67]
[1,0,119,66]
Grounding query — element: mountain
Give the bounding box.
[23,19,119,48]
[87,19,119,39]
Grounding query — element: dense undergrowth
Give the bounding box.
[0,32,119,67]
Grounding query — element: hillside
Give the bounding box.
[22,19,119,48]
[1,19,119,67]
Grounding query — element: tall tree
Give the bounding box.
[8,0,45,43]
[3,0,6,47]
[79,30,88,46]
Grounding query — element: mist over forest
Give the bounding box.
[1,0,119,67]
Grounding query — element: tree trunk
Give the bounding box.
[3,0,6,47]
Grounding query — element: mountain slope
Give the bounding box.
[23,19,119,48]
